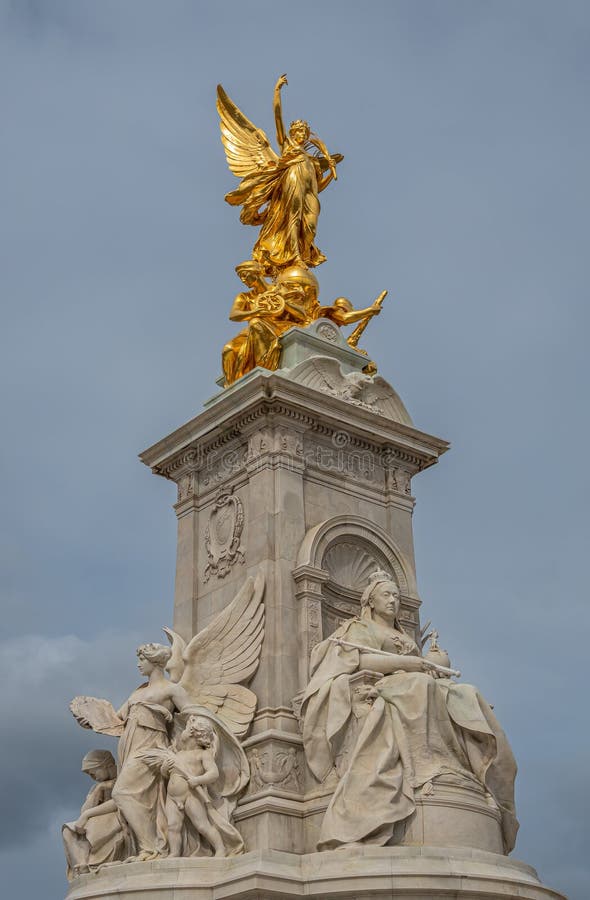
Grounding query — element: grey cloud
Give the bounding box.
[0,633,143,848]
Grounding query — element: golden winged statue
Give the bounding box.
[217,74,342,277]
[216,76,387,388]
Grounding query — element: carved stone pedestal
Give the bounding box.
[67,327,563,900]
[302,777,505,857]
[66,847,563,900]
[138,326,448,857]
[399,776,505,853]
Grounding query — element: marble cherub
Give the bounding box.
[142,714,245,858]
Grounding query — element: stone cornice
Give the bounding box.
[139,371,449,481]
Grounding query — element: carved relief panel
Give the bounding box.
[203,486,245,581]
[246,743,302,795]
[200,445,248,491]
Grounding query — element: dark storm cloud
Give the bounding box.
[0,1,588,897]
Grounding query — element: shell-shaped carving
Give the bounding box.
[324,542,384,591]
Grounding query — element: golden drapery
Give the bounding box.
[225,145,325,274]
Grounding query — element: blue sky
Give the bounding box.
[0,1,588,897]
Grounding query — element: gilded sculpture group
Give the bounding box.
[217,75,386,385]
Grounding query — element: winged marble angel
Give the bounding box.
[217,74,343,276]
[70,572,264,861]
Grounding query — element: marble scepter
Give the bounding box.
[328,636,461,678]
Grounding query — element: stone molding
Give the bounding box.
[66,847,565,900]
[166,425,423,511]
[139,372,449,486]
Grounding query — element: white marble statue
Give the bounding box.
[301,570,518,853]
[62,750,129,878]
[142,714,246,857]
[69,572,264,864]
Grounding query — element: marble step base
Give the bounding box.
[67,845,565,900]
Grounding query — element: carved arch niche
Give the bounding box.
[293,516,421,684]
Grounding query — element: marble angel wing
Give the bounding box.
[299,356,344,394]
[294,357,365,402]
[360,375,413,425]
[164,571,265,738]
[70,696,125,737]
[163,626,185,683]
[216,85,279,178]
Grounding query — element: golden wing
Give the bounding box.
[217,85,279,178]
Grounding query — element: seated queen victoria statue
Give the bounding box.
[301,571,518,853]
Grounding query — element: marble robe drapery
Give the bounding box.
[301,617,518,853]
[111,697,171,855]
[62,779,128,878]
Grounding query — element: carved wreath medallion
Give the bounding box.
[203,488,245,581]
[316,322,339,343]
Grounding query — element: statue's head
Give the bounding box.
[289,119,310,145]
[81,749,117,782]
[186,714,216,748]
[277,265,319,302]
[136,642,172,675]
[236,259,265,290]
[332,297,353,312]
[360,570,400,623]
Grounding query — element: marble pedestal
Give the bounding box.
[66,847,564,900]
[299,778,506,858]
[83,324,564,900]
[138,324,449,856]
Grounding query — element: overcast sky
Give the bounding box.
[1,1,588,897]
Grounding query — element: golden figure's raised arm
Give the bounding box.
[273,74,289,149]
[320,291,386,327]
